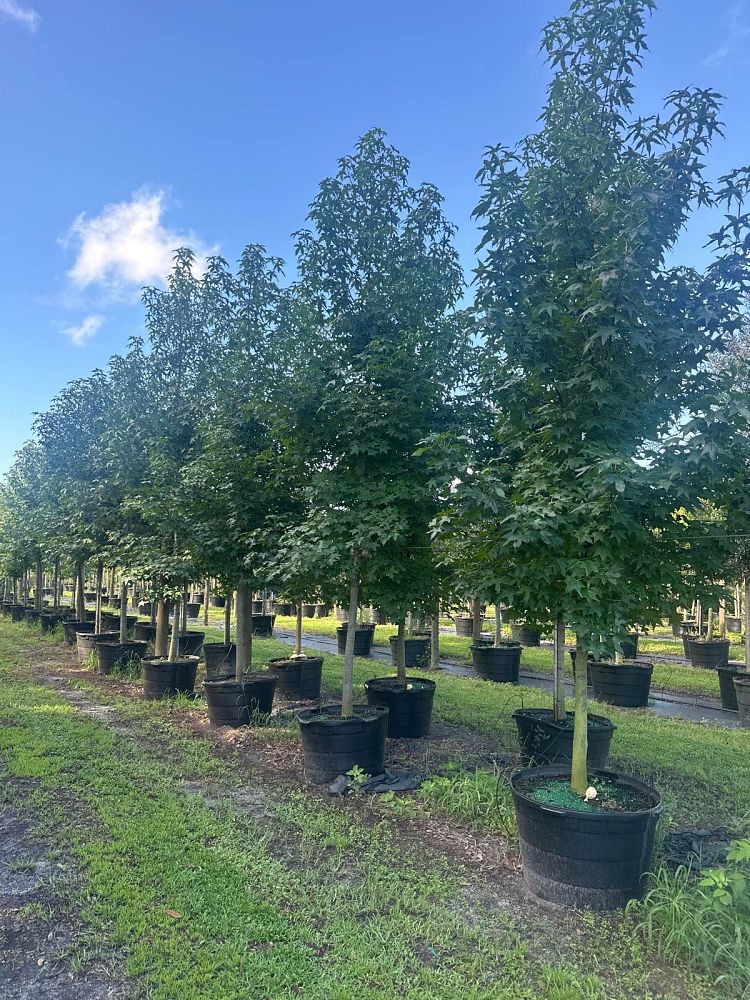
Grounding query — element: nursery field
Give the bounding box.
[0,618,748,1000]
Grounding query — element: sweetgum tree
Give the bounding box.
[473,0,750,793]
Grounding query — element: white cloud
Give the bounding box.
[0,0,40,32]
[705,2,750,67]
[62,314,104,348]
[64,189,216,297]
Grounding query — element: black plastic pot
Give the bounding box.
[186,602,201,619]
[210,595,226,608]
[726,616,742,634]
[133,622,157,643]
[110,597,122,610]
[142,656,199,700]
[10,605,26,623]
[471,641,522,682]
[273,602,293,616]
[315,604,329,618]
[84,609,96,622]
[302,603,316,618]
[63,620,93,646]
[717,661,747,712]
[203,674,277,727]
[252,614,276,637]
[95,639,148,675]
[513,708,616,767]
[389,636,430,669]
[251,600,264,614]
[619,632,639,659]
[688,638,730,670]
[76,631,118,662]
[84,591,96,602]
[174,631,205,657]
[364,676,435,738]
[511,624,541,647]
[454,616,474,637]
[297,705,388,784]
[102,612,137,633]
[734,675,750,728]
[138,602,153,616]
[510,766,663,910]
[203,643,237,679]
[336,624,375,657]
[590,660,652,707]
[40,613,64,633]
[267,656,323,701]
[24,609,41,625]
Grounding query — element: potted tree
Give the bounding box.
[279,130,464,781]
[472,0,749,907]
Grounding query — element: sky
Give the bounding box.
[1,0,749,474]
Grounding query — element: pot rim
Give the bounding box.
[591,659,653,671]
[203,672,276,688]
[512,707,616,731]
[364,675,436,691]
[510,765,662,820]
[297,704,388,726]
[141,655,200,667]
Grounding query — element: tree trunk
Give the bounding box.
[119,581,128,643]
[718,597,727,639]
[494,604,503,647]
[295,602,303,656]
[75,562,85,620]
[706,607,715,641]
[167,596,181,662]
[430,607,440,670]
[341,566,360,718]
[155,599,169,657]
[235,584,252,680]
[571,637,589,795]
[181,590,188,633]
[52,557,60,613]
[203,578,210,626]
[94,561,103,633]
[471,599,482,639]
[553,616,566,722]
[34,557,43,612]
[223,594,231,646]
[396,620,406,686]
[744,579,750,669]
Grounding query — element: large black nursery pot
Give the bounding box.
[336,623,375,657]
[688,637,730,670]
[10,605,26,623]
[83,609,97,622]
[590,660,652,707]
[203,643,236,679]
[252,614,276,637]
[471,641,522,683]
[301,603,317,618]
[76,631,118,662]
[102,612,137,633]
[315,604,329,618]
[297,704,388,784]
[389,635,430,669]
[454,616,474,638]
[251,600,264,614]
[138,601,153,616]
[204,674,277,727]
[175,631,205,657]
[210,594,226,608]
[95,639,148,675]
[513,708,615,768]
[734,675,750,728]
[40,612,64,633]
[142,655,199,700]
[267,655,323,701]
[717,661,746,712]
[83,591,96,602]
[63,620,93,646]
[510,766,663,910]
[726,616,742,634]
[133,622,157,643]
[511,624,541,647]
[273,602,293,616]
[186,602,201,619]
[364,676,435,738]
[619,632,639,659]
[24,609,41,625]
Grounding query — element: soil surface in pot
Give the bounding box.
[515,774,654,813]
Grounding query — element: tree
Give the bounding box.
[275,129,464,719]
[473,0,750,793]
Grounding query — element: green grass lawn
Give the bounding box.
[0,619,720,1000]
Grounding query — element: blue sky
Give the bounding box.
[1,0,748,474]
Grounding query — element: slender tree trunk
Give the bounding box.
[34,556,43,612]
[735,583,741,618]
[203,578,210,626]
[295,602,303,656]
[430,606,440,670]
[696,600,703,634]
[471,599,482,640]
[553,616,566,723]
[745,579,750,668]
[119,581,128,643]
[23,566,28,607]
[94,561,103,633]
[341,566,360,718]
[706,607,715,641]
[223,594,231,646]
[168,596,181,662]
[150,593,157,625]
[718,596,726,639]
[53,557,60,613]
[155,598,169,657]
[494,603,503,647]
[76,562,85,621]
[571,637,589,795]
[396,620,406,686]
[181,590,188,634]
[235,584,252,680]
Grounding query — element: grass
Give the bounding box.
[0,620,711,1000]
